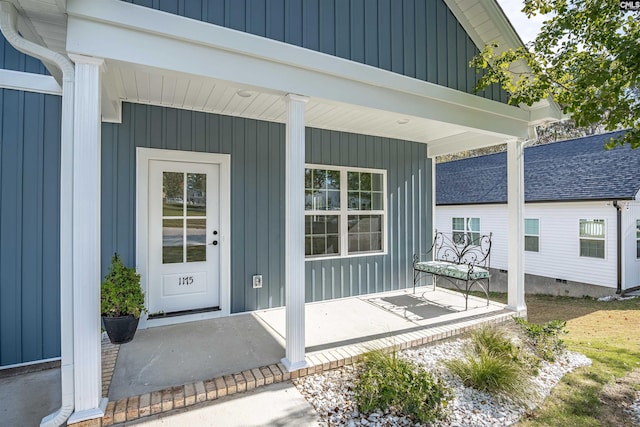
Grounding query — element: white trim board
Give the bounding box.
[136,148,231,328]
[0,69,61,95]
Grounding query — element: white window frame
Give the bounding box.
[579,218,606,259]
[524,218,540,253]
[304,164,387,260]
[452,217,480,244]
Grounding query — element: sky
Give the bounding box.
[496,0,546,45]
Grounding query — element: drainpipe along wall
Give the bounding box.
[613,200,622,294]
[0,2,76,426]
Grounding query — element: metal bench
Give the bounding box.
[413,230,492,310]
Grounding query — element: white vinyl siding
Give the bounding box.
[436,202,618,288]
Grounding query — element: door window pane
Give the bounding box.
[163,172,184,216]
[163,218,184,264]
[186,173,206,216]
[186,219,207,262]
[162,171,208,264]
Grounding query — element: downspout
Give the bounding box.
[613,201,622,294]
[0,2,76,426]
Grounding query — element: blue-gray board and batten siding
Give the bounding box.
[122,0,509,103]
[102,102,432,314]
[1,34,61,367]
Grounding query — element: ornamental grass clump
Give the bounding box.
[354,348,451,424]
[445,325,533,403]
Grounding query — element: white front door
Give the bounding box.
[148,160,220,314]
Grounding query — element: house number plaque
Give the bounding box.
[178,276,194,286]
[162,272,206,296]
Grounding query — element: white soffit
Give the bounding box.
[103,60,484,145]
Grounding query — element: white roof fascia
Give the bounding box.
[65,0,532,139]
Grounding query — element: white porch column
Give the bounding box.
[67,54,107,423]
[507,139,527,313]
[282,93,309,371]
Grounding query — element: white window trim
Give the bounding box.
[524,218,540,253]
[304,164,387,260]
[578,218,606,259]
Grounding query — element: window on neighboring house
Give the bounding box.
[305,165,386,258]
[525,218,540,252]
[579,219,605,258]
[452,217,480,244]
[636,220,640,259]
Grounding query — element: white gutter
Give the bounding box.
[0,3,75,427]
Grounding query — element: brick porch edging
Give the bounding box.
[70,309,518,427]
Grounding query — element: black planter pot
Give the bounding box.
[102,315,140,344]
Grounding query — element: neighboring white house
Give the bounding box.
[436,131,640,297]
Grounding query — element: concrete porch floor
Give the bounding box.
[109,286,508,401]
[1,286,515,426]
[99,286,513,423]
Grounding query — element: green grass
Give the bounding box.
[475,292,640,426]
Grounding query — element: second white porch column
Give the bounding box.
[67,54,107,423]
[282,93,309,371]
[507,139,527,313]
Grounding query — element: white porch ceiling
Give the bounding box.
[104,60,497,148]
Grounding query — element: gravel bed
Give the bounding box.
[627,391,640,426]
[294,339,591,426]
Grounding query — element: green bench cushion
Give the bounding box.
[415,260,490,281]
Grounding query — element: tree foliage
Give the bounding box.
[471,0,639,148]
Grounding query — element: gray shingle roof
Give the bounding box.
[436,131,640,205]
